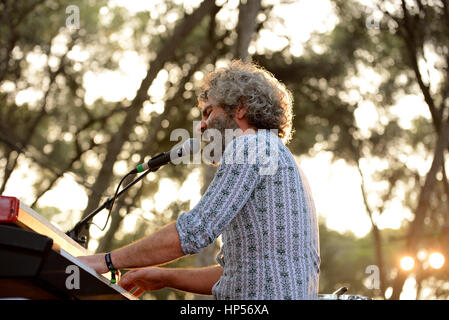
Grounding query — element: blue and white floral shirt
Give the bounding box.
[176,130,320,300]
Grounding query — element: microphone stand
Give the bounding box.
[66,165,161,246]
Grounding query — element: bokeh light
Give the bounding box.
[400,256,415,271]
[429,252,445,270]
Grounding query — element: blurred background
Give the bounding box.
[1,0,449,300]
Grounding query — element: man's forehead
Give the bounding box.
[200,101,213,110]
[199,96,218,110]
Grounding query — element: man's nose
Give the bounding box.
[196,119,207,134]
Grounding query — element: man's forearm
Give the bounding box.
[112,222,184,269]
[164,265,223,295]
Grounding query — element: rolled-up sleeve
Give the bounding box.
[176,135,261,255]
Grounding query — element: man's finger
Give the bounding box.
[132,287,145,297]
[121,280,136,292]
[119,270,138,291]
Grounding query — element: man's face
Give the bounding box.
[198,96,240,164]
[198,96,239,138]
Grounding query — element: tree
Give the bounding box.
[254,0,449,299]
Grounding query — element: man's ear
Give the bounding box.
[236,96,248,120]
[236,106,248,120]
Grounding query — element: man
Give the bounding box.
[79,60,320,299]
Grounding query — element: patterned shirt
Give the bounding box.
[176,130,320,300]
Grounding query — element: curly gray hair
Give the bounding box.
[198,60,294,144]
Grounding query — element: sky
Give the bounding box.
[2,0,441,298]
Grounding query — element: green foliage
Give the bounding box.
[319,223,407,298]
[319,223,374,295]
[35,205,62,222]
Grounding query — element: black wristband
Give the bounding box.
[105,252,116,271]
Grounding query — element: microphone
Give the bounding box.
[130,138,201,174]
[67,138,200,245]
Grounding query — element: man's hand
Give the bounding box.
[119,267,167,298]
[77,254,109,274]
[120,265,223,297]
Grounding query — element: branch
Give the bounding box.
[355,148,387,296]
[11,0,46,28]
[441,154,449,208]
[234,0,262,61]
[75,104,127,135]
[376,0,440,130]
[400,0,441,131]
[24,36,78,143]
[0,35,78,192]
[408,117,449,251]
[95,5,229,250]
[441,0,449,34]
[0,0,46,82]
[30,132,100,209]
[0,132,96,195]
[81,0,221,232]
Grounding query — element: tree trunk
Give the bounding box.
[194,0,263,300]
[234,0,262,62]
[356,161,387,298]
[390,117,449,299]
[95,55,209,252]
[80,0,219,243]
[385,1,449,299]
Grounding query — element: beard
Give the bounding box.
[202,113,240,166]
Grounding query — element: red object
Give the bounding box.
[0,195,20,223]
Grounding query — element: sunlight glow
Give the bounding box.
[390,95,431,130]
[83,50,147,105]
[354,101,379,137]
[298,152,372,238]
[37,175,88,212]
[400,277,417,300]
[429,252,445,270]
[384,287,393,299]
[179,169,202,209]
[400,256,415,271]
[154,178,179,212]
[4,157,42,205]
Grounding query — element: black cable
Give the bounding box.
[66,166,157,243]
[97,171,134,231]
